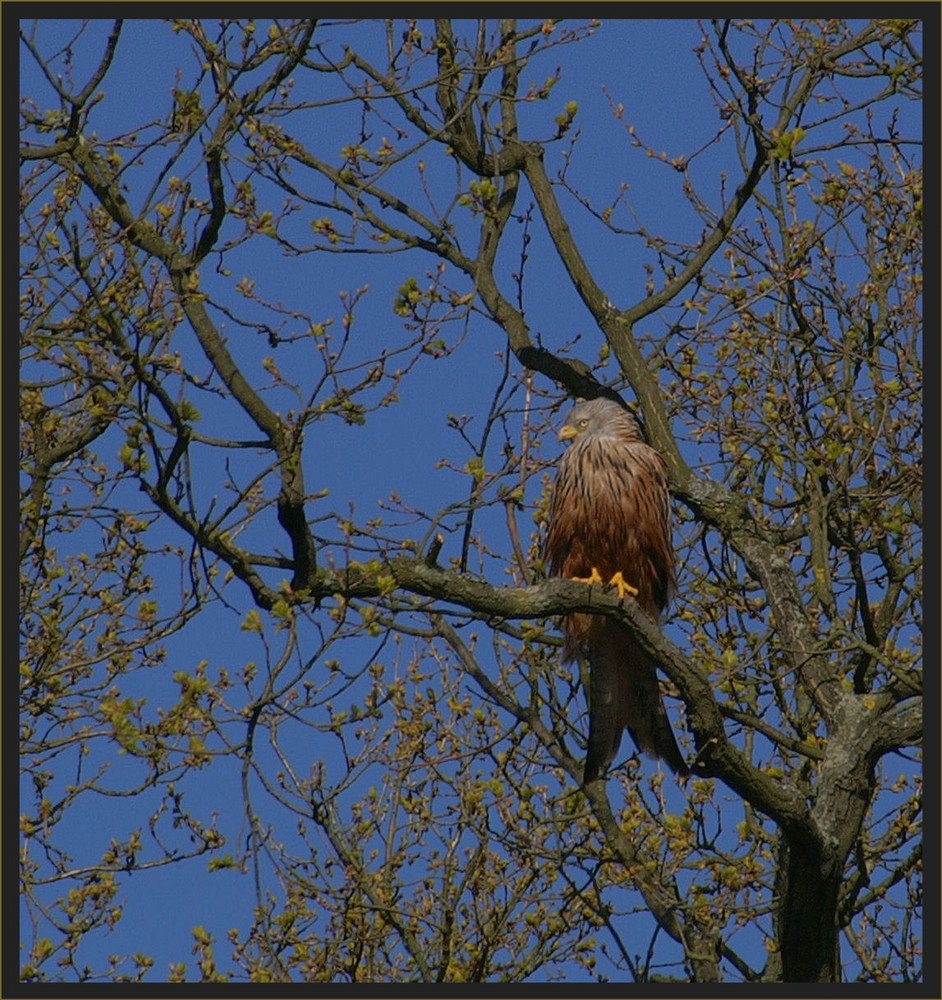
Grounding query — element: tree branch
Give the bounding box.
[288,556,812,832]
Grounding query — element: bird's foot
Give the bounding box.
[571,567,605,587]
[608,571,639,599]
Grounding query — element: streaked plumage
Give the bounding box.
[545,398,687,782]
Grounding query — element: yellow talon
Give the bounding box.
[608,571,639,599]
[572,567,604,586]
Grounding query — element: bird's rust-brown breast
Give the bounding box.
[546,433,674,620]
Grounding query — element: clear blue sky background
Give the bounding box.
[18,16,921,983]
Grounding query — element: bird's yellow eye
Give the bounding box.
[578,419,588,427]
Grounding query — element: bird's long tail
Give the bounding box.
[583,620,688,783]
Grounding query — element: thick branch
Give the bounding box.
[291,557,810,831]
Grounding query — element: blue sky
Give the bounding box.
[18,16,923,983]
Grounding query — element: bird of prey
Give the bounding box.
[545,397,688,783]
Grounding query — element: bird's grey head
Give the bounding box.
[557,398,642,444]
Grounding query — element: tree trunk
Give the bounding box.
[778,834,842,982]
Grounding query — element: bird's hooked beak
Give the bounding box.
[558,423,579,442]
